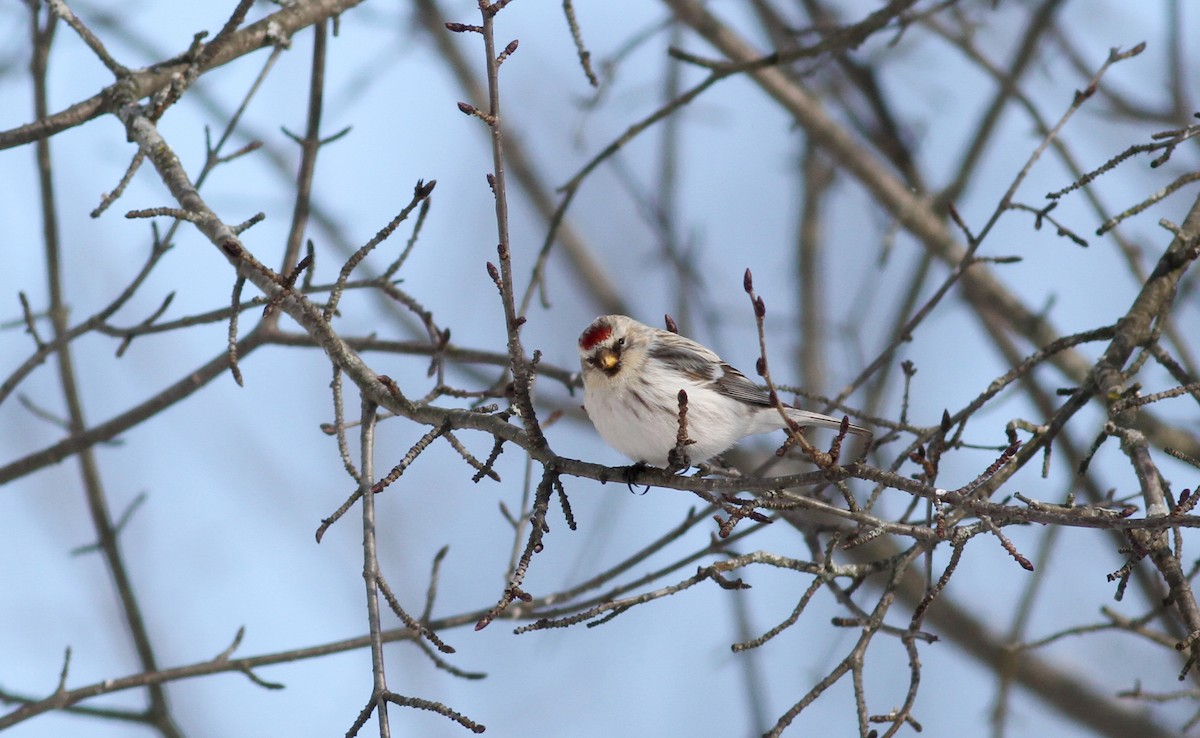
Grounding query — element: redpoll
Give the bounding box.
[578,315,870,468]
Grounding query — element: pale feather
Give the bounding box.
[579,315,869,467]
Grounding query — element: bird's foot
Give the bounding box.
[696,457,740,478]
[623,461,651,494]
[666,446,692,475]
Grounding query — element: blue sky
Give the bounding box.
[2,1,1198,736]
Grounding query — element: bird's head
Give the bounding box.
[578,315,649,380]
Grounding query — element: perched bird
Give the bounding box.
[577,314,870,468]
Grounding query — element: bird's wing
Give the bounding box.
[647,333,775,406]
[711,363,773,407]
[646,334,724,383]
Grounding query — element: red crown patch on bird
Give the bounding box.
[579,322,612,351]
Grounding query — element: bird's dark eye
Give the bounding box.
[616,337,626,348]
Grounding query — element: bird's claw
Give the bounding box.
[666,446,692,474]
[623,461,651,494]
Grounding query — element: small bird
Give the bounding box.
[578,315,871,468]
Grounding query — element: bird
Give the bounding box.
[577,314,870,468]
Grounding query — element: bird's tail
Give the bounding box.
[785,408,872,438]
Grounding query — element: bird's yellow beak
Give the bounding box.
[598,348,619,370]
